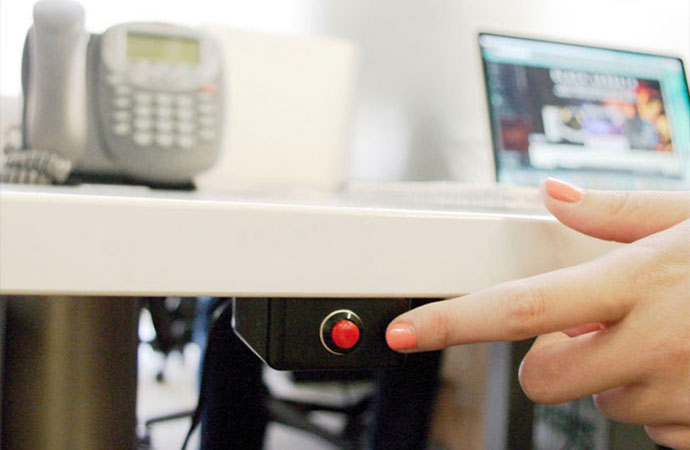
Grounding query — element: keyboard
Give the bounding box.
[345,181,547,213]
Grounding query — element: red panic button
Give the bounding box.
[330,319,360,350]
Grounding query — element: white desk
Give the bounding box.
[0,183,619,450]
[0,183,618,297]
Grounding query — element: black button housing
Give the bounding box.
[232,297,435,370]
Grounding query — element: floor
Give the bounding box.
[136,312,351,450]
[135,326,655,450]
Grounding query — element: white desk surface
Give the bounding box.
[0,183,619,297]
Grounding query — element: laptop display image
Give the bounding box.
[479,33,690,190]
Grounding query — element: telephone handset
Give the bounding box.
[22,0,224,186]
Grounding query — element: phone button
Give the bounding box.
[113,97,131,109]
[134,92,154,105]
[113,110,131,123]
[176,122,195,134]
[133,132,153,147]
[134,118,153,131]
[178,135,196,149]
[199,103,217,115]
[156,94,174,107]
[199,129,216,142]
[156,107,174,120]
[134,105,153,118]
[199,116,216,127]
[106,73,124,86]
[199,85,218,95]
[157,120,174,133]
[114,85,132,97]
[156,134,174,148]
[177,109,195,121]
[112,123,131,136]
[176,95,194,107]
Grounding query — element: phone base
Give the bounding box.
[68,172,196,190]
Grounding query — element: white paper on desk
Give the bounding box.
[196,26,358,192]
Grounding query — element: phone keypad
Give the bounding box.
[107,77,220,151]
[133,132,154,147]
[112,122,131,136]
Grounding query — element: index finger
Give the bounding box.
[386,254,635,352]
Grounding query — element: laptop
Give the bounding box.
[479,32,690,191]
[350,33,690,212]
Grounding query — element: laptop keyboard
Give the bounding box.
[346,181,547,213]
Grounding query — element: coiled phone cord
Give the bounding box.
[1,124,72,185]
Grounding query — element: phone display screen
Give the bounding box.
[127,32,199,64]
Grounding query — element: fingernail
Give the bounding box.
[386,323,417,351]
[544,178,583,203]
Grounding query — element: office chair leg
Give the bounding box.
[139,410,194,449]
[267,397,369,449]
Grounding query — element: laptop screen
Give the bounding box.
[479,33,690,190]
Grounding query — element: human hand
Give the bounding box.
[386,178,690,449]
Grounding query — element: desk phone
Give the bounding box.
[22,0,224,185]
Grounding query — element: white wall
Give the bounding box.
[0,0,323,96]
[2,0,689,183]
[313,0,690,181]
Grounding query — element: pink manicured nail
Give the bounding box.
[386,323,417,350]
[544,177,582,203]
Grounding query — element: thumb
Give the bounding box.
[541,178,690,243]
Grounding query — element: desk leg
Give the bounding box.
[1,296,139,450]
[484,340,534,449]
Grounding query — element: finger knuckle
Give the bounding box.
[608,190,632,218]
[604,191,635,242]
[625,247,677,295]
[426,311,457,349]
[648,335,690,375]
[504,285,549,340]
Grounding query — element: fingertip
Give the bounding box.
[539,178,585,224]
[542,177,583,204]
[386,322,418,352]
[541,179,690,242]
